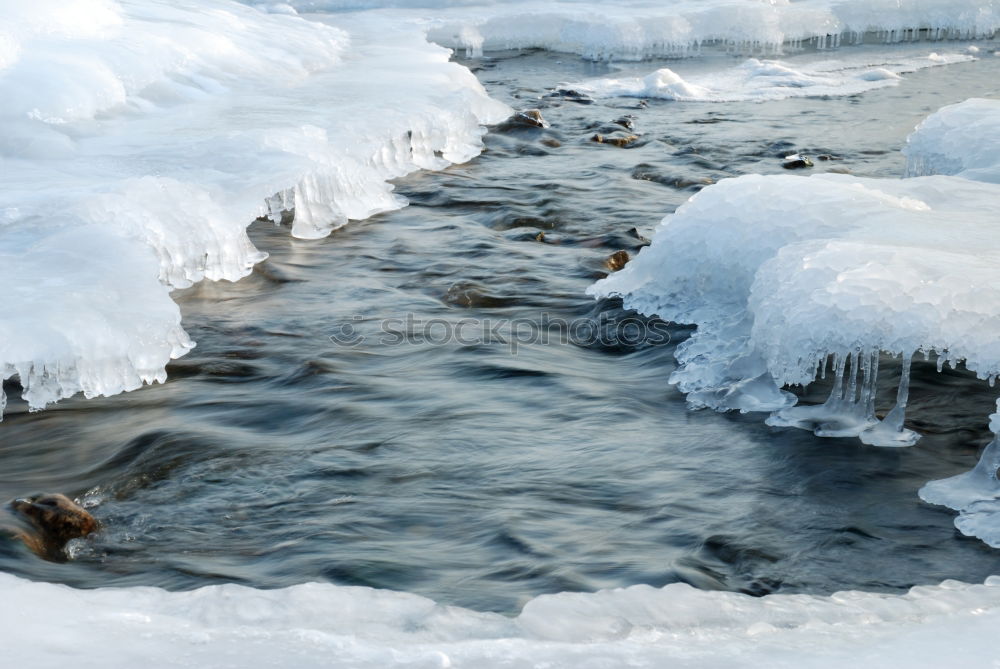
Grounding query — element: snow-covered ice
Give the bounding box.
[0,0,510,418]
[904,97,1000,182]
[590,172,1000,438]
[563,51,974,102]
[590,95,1000,543]
[6,570,1000,668]
[279,0,1000,61]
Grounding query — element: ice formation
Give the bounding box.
[280,0,1000,61]
[590,171,1000,444]
[0,0,510,418]
[564,51,973,103]
[904,97,1000,182]
[915,107,1000,540]
[6,571,1000,667]
[591,97,1000,542]
[920,401,1000,546]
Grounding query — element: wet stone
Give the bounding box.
[782,154,814,169]
[592,133,640,148]
[604,250,631,271]
[545,88,594,104]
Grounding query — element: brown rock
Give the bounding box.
[592,133,640,148]
[7,493,98,562]
[605,250,631,271]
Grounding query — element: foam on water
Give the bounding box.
[0,0,510,417]
[563,51,973,102]
[5,570,1000,667]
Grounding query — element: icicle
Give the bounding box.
[859,352,919,447]
[866,350,879,419]
[859,349,874,417]
[845,350,859,404]
[883,352,912,432]
[830,353,845,399]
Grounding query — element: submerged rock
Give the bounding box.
[613,115,637,130]
[631,165,713,190]
[545,88,594,104]
[627,227,651,246]
[592,133,640,148]
[443,281,516,309]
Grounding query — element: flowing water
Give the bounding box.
[2,43,1000,614]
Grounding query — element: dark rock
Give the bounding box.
[782,154,814,169]
[545,88,594,104]
[494,109,549,134]
[613,115,637,130]
[540,138,561,148]
[627,227,651,246]
[631,165,714,189]
[511,109,548,128]
[443,282,516,309]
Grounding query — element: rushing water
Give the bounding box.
[2,42,1000,614]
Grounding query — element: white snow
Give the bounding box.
[0,0,510,418]
[276,0,1000,61]
[563,51,972,103]
[6,570,1000,668]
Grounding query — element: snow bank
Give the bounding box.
[0,0,510,417]
[564,51,973,102]
[279,0,1000,61]
[5,571,1000,668]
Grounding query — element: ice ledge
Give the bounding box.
[590,96,1000,544]
[0,1,511,418]
[281,0,1000,61]
[5,571,1000,666]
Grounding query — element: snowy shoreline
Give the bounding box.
[7,570,1000,668]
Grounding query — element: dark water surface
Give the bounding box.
[2,44,1000,614]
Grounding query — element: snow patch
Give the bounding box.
[563,52,970,102]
